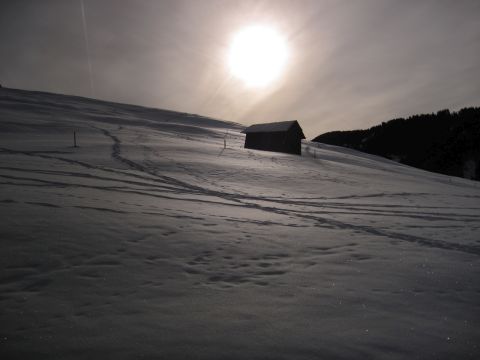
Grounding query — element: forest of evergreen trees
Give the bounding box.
[312,107,480,181]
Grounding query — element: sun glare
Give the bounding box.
[228,25,288,87]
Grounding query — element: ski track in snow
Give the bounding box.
[1,88,479,359]
[2,133,478,256]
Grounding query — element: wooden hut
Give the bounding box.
[242,120,305,155]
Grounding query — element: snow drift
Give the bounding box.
[1,87,479,359]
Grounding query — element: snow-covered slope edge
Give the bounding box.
[1,87,479,359]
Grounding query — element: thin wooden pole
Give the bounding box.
[74,131,77,148]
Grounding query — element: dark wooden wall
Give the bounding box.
[245,127,302,155]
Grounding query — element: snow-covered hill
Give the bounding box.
[1,88,479,359]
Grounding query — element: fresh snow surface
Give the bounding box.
[1,88,479,359]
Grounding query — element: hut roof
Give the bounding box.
[242,120,305,138]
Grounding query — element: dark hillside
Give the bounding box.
[313,108,480,180]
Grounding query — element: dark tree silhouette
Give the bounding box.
[313,107,480,180]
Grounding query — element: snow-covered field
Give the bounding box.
[1,87,479,359]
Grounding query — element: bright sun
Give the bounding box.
[228,25,288,87]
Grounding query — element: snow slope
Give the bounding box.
[1,87,479,359]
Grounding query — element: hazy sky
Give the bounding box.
[1,0,479,138]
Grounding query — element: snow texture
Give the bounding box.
[1,87,479,359]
